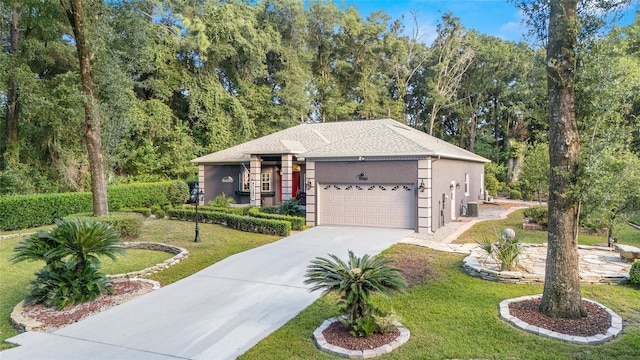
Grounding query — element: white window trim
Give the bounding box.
[261,173,271,192]
[464,173,470,196]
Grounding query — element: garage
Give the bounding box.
[318,184,415,229]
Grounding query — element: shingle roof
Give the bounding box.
[192,119,489,163]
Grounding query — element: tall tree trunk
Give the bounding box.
[60,0,108,216]
[4,7,20,168]
[539,0,585,319]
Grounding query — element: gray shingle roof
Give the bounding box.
[192,119,489,163]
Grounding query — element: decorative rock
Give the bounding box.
[614,244,640,263]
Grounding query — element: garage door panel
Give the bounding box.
[319,183,414,229]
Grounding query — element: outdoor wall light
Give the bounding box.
[190,184,205,243]
[358,173,368,181]
[456,182,461,189]
[419,180,426,192]
[306,179,314,190]
[449,183,455,190]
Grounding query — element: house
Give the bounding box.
[192,119,490,233]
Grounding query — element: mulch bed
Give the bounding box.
[322,321,400,351]
[20,279,153,332]
[509,298,612,337]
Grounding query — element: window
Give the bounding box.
[464,173,470,195]
[261,173,271,192]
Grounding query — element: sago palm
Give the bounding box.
[12,218,125,309]
[305,250,406,336]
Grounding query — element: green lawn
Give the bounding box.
[454,208,640,247]
[241,244,640,360]
[0,218,281,350]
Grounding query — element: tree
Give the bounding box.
[59,0,108,215]
[516,0,631,319]
[305,250,406,337]
[426,13,474,135]
[520,142,549,202]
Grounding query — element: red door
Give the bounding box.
[280,171,301,202]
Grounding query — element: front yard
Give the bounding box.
[0,219,280,350]
[240,244,640,359]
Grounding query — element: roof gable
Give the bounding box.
[192,119,489,163]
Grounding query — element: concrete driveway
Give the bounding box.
[2,226,411,360]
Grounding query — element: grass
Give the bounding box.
[454,208,640,247]
[0,218,281,350]
[240,244,640,360]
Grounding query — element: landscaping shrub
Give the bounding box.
[523,205,548,226]
[485,174,499,196]
[107,182,172,210]
[11,218,125,309]
[167,180,190,207]
[66,213,144,238]
[277,199,305,217]
[630,262,640,285]
[197,205,245,215]
[304,250,406,337]
[248,207,305,230]
[0,182,172,231]
[120,207,152,217]
[167,208,291,236]
[508,189,522,200]
[208,193,236,208]
[150,205,165,219]
[0,192,92,231]
[477,228,523,271]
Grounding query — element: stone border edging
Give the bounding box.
[11,278,160,333]
[499,294,623,345]
[463,244,629,285]
[313,317,410,358]
[108,242,189,279]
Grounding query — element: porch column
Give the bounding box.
[305,161,316,226]
[250,155,262,207]
[281,154,293,201]
[417,158,432,233]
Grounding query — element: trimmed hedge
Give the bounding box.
[66,212,144,238]
[107,182,172,210]
[247,207,305,231]
[523,205,548,226]
[168,208,291,236]
[0,182,172,231]
[196,206,247,216]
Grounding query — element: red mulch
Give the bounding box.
[509,298,611,336]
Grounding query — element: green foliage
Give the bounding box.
[0,182,171,231]
[523,205,549,226]
[167,208,291,236]
[167,181,190,207]
[485,174,499,196]
[197,205,246,215]
[630,261,640,284]
[11,218,125,309]
[66,213,144,238]
[121,207,152,217]
[508,189,522,200]
[520,142,549,202]
[276,199,305,217]
[208,193,236,208]
[248,207,305,230]
[107,182,172,210]
[305,250,406,337]
[477,228,523,271]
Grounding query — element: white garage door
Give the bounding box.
[319,184,415,229]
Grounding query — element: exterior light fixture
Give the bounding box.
[358,173,368,181]
[306,179,314,190]
[419,180,426,192]
[456,182,461,189]
[190,183,205,243]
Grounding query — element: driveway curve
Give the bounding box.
[3,226,411,360]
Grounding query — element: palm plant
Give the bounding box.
[11,218,125,309]
[305,250,406,337]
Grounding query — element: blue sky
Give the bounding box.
[339,0,639,44]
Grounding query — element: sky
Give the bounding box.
[339,0,639,44]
